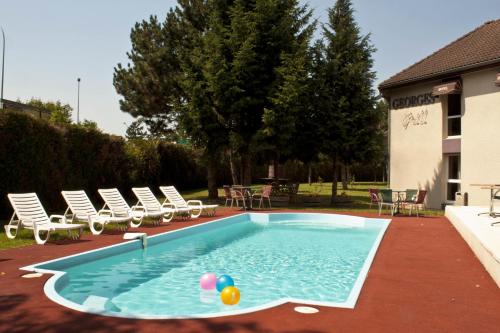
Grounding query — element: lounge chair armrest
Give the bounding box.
[186,200,203,206]
[162,202,177,210]
[131,205,146,212]
[49,214,67,224]
[97,209,113,217]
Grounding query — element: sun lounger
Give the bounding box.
[97,188,145,228]
[62,190,132,234]
[159,185,218,218]
[131,187,176,224]
[6,193,83,244]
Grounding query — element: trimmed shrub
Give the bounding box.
[0,113,208,218]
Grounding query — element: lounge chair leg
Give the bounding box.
[89,221,104,235]
[130,217,142,228]
[5,224,19,239]
[162,211,174,223]
[33,225,50,245]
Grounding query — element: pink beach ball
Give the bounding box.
[200,273,217,290]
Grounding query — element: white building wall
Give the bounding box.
[389,81,445,209]
[461,68,500,206]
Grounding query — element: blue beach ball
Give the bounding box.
[216,274,234,292]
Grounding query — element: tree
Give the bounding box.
[371,98,389,181]
[77,119,100,131]
[316,0,377,202]
[26,98,73,125]
[216,0,314,184]
[126,117,148,140]
[260,3,315,178]
[113,12,184,124]
[114,0,226,198]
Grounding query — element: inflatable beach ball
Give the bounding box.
[216,274,235,292]
[200,273,217,290]
[220,286,240,305]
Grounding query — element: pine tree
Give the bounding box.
[317,0,377,202]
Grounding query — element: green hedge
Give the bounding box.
[0,112,207,218]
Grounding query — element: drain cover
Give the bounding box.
[294,306,319,314]
[21,273,43,279]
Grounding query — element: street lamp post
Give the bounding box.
[1,27,5,109]
[77,77,81,123]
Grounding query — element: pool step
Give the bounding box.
[123,232,148,249]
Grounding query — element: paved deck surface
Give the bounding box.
[1,209,499,333]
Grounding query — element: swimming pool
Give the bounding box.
[22,213,390,319]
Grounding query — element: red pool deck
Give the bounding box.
[1,209,499,333]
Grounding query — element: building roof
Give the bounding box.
[379,19,500,90]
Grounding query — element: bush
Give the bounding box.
[0,112,208,218]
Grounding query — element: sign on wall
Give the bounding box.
[402,109,428,130]
[391,92,437,110]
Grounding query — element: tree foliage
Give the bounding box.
[312,0,377,201]
[26,98,73,125]
[114,0,380,201]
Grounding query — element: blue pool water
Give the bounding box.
[26,213,390,318]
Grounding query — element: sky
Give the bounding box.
[0,0,499,136]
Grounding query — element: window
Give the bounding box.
[447,154,461,201]
[447,94,461,137]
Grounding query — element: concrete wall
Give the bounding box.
[461,68,500,206]
[388,80,445,209]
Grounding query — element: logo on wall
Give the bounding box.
[402,109,428,130]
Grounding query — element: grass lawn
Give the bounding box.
[183,181,443,215]
[0,182,443,250]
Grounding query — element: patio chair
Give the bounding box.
[98,188,145,228]
[404,190,427,217]
[62,190,132,235]
[368,189,380,210]
[252,185,273,209]
[223,185,233,207]
[6,193,84,245]
[159,186,218,218]
[379,189,396,216]
[131,187,176,224]
[403,189,418,204]
[230,187,247,209]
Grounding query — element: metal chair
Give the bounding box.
[252,185,273,209]
[405,190,427,217]
[368,188,380,210]
[223,185,233,207]
[379,189,395,216]
[230,187,246,208]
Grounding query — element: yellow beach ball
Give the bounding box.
[220,286,240,305]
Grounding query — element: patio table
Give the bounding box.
[470,184,500,220]
[392,190,406,215]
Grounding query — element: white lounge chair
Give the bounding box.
[5,193,84,245]
[97,188,144,228]
[62,190,132,235]
[159,186,218,218]
[131,187,176,224]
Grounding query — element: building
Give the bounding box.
[379,20,500,209]
[1,98,51,120]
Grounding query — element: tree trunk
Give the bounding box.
[273,151,280,179]
[341,163,348,190]
[268,162,275,178]
[307,163,312,185]
[241,152,252,186]
[330,154,338,204]
[207,156,218,200]
[229,150,239,185]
